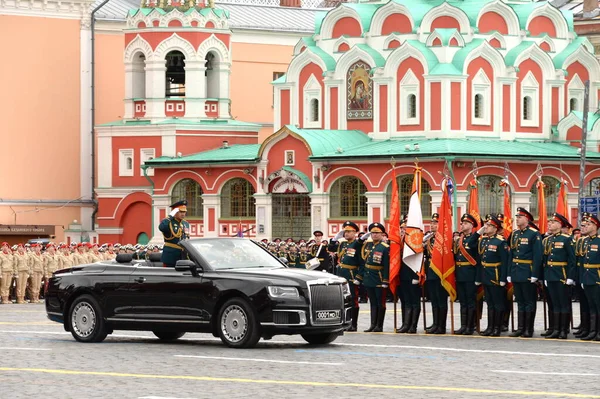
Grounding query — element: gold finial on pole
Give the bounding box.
[390,156,396,168]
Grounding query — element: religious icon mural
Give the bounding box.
[347,61,373,120]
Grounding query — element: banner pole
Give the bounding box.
[450,296,455,334]
[421,284,427,331]
[393,293,398,333]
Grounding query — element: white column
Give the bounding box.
[97,135,112,188]
[429,190,443,215]
[202,194,220,238]
[309,193,329,238]
[217,63,231,118]
[184,61,207,118]
[145,60,166,119]
[254,194,272,240]
[365,191,386,224]
[80,16,93,231]
[149,195,170,244]
[124,64,134,119]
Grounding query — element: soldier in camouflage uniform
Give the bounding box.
[0,242,14,304]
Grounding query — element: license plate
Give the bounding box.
[316,310,340,320]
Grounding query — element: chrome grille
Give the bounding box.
[309,283,343,325]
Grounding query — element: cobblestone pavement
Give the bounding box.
[0,302,599,399]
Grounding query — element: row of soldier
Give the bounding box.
[0,242,162,304]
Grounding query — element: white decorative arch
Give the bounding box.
[159,9,185,27]
[153,33,198,61]
[286,49,328,84]
[425,30,465,47]
[369,2,414,36]
[159,170,209,193]
[124,35,154,63]
[421,2,471,34]
[476,0,520,36]
[293,39,309,56]
[215,173,258,195]
[127,10,147,29]
[377,166,437,189]
[197,34,230,63]
[513,44,556,79]
[322,169,373,192]
[562,46,600,82]
[525,3,569,39]
[538,36,556,53]
[461,41,506,76]
[334,45,379,80]
[486,31,507,49]
[319,4,363,40]
[567,74,584,112]
[333,36,352,52]
[383,41,431,75]
[556,111,600,144]
[383,34,404,49]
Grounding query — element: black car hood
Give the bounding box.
[217,267,346,285]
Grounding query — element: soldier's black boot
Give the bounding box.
[364,307,377,332]
[408,308,420,334]
[522,311,534,338]
[575,313,589,337]
[558,313,569,339]
[434,308,447,334]
[502,309,510,332]
[491,309,503,336]
[373,308,386,332]
[480,309,494,336]
[348,307,359,332]
[463,308,476,335]
[547,312,561,339]
[426,307,438,334]
[581,314,598,341]
[541,311,555,337]
[510,311,525,337]
[454,306,467,335]
[397,308,412,333]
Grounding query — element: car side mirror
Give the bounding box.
[175,259,201,276]
[278,257,289,266]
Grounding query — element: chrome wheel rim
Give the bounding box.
[221,305,248,343]
[72,302,96,338]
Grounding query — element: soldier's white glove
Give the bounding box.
[507,276,511,283]
[544,280,548,287]
[333,230,344,242]
[382,284,388,288]
[582,283,585,289]
[352,279,361,286]
[530,277,538,283]
[566,279,575,286]
[411,279,419,285]
[169,208,180,217]
[477,226,485,235]
[475,281,481,286]
[500,281,506,287]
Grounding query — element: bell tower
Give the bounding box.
[123,0,232,121]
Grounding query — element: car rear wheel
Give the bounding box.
[153,331,186,341]
[68,295,107,343]
[217,298,261,348]
[301,332,339,345]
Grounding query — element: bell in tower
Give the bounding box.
[165,50,186,97]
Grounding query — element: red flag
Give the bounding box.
[537,179,547,233]
[556,179,568,217]
[467,178,480,226]
[430,178,456,301]
[499,179,513,240]
[388,168,401,295]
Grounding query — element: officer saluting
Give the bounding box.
[335,221,364,331]
[356,223,389,332]
[159,200,190,267]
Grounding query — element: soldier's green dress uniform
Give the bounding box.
[334,221,363,331]
[453,214,481,335]
[476,214,509,337]
[508,207,543,338]
[356,223,389,332]
[574,229,591,338]
[580,214,600,341]
[424,213,448,334]
[159,200,190,267]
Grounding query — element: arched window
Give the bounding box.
[221,178,256,218]
[530,176,560,219]
[126,157,133,170]
[205,51,220,99]
[523,96,532,120]
[310,98,319,122]
[477,175,504,217]
[165,50,186,97]
[586,177,600,196]
[408,94,417,119]
[132,52,146,99]
[474,94,483,119]
[171,178,204,218]
[570,98,578,112]
[329,176,367,218]
[386,175,432,218]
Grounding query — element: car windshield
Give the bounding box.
[188,238,285,270]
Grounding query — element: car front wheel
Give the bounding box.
[68,294,108,343]
[217,298,261,348]
[301,332,339,345]
[153,331,186,341]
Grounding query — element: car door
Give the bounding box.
[125,265,212,324]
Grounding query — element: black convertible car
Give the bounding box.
[45,238,352,348]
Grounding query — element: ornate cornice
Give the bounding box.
[0,0,94,20]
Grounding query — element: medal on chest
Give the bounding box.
[520,238,528,245]
[487,244,497,253]
[346,248,356,258]
[372,251,382,264]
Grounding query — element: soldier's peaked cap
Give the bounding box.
[551,212,569,228]
[313,230,324,236]
[461,213,478,228]
[488,214,503,229]
[516,207,534,221]
[431,213,440,222]
[368,222,386,234]
[587,214,600,228]
[342,221,359,232]
[170,200,187,211]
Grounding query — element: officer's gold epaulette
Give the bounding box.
[381,242,389,247]
[528,227,538,232]
[496,234,505,240]
[561,233,571,238]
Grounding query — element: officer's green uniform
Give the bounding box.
[334,221,363,331]
[542,216,575,339]
[580,214,600,340]
[574,233,591,337]
[508,208,542,338]
[425,225,449,334]
[477,220,509,337]
[356,224,389,332]
[159,201,190,267]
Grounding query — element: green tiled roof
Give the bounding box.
[430,63,462,76]
[98,118,261,129]
[309,138,600,161]
[553,37,588,70]
[306,46,337,72]
[504,41,535,67]
[146,144,260,166]
[356,44,385,67]
[344,3,384,35]
[271,74,287,85]
[432,28,459,46]
[571,111,600,131]
[282,166,312,192]
[452,39,484,72]
[392,0,436,30]
[509,2,546,30]
[130,7,228,18]
[404,40,439,71]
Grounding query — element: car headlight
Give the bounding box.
[267,286,299,298]
[342,282,351,297]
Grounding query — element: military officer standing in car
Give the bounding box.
[356,223,389,332]
[508,207,543,338]
[310,230,333,273]
[335,221,364,331]
[159,200,190,267]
